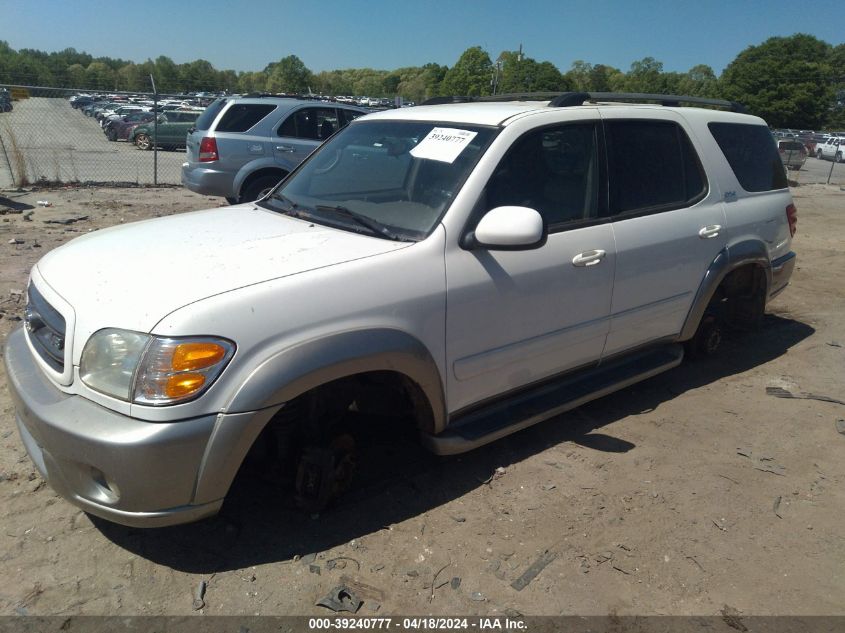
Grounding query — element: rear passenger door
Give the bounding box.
[274,107,340,166]
[599,111,727,356]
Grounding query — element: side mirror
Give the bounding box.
[463,206,545,250]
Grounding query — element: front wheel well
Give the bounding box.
[237,371,435,511]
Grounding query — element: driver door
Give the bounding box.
[445,120,616,413]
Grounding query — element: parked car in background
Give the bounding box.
[182,96,367,203]
[130,110,202,150]
[816,137,844,162]
[0,88,12,112]
[104,111,157,141]
[777,139,807,170]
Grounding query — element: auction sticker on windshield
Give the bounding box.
[410,128,478,163]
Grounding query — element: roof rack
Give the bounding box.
[422,91,745,113]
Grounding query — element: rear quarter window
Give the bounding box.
[708,122,787,192]
[215,103,277,133]
[194,98,228,131]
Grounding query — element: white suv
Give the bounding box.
[816,136,844,162]
[5,92,797,526]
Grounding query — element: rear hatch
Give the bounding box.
[185,97,229,163]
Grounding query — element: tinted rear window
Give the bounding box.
[709,123,787,192]
[779,141,804,151]
[605,120,706,215]
[216,104,277,133]
[194,98,228,131]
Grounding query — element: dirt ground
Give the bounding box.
[0,183,843,618]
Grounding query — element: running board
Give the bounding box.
[422,344,684,455]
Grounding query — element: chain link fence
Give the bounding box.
[0,85,199,188]
[1,84,844,189]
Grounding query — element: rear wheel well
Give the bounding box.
[708,263,768,330]
[238,168,288,202]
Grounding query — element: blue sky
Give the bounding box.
[3,0,843,75]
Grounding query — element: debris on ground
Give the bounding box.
[766,386,845,406]
[315,586,362,614]
[450,577,461,590]
[429,561,451,603]
[8,238,24,244]
[192,580,207,611]
[510,549,557,591]
[309,564,321,575]
[836,419,845,435]
[43,215,89,225]
[36,200,52,207]
[299,552,317,565]
[327,557,360,572]
[773,496,783,519]
[720,605,749,632]
[338,575,387,603]
[736,447,786,476]
[470,591,486,601]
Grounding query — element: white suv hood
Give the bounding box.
[36,204,410,339]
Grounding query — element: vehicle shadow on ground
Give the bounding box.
[92,313,814,573]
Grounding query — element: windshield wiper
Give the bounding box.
[314,205,407,241]
[269,192,307,219]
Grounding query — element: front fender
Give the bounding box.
[227,328,447,434]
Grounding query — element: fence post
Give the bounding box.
[150,74,158,186]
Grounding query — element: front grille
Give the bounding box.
[25,284,66,373]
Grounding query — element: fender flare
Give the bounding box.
[227,328,447,433]
[192,329,446,506]
[679,239,771,341]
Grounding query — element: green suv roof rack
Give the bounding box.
[423,92,745,113]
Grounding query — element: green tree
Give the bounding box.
[265,55,312,93]
[496,51,566,93]
[85,61,114,90]
[621,57,666,93]
[440,46,492,96]
[720,34,833,129]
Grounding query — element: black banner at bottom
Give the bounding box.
[0,616,843,633]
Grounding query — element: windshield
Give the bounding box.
[264,120,496,241]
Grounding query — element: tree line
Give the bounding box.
[0,34,843,129]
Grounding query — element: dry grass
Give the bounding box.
[0,119,31,186]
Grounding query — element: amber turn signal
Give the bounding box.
[171,343,227,372]
[164,373,207,398]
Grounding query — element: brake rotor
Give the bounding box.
[295,433,356,512]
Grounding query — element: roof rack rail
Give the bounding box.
[422,93,573,106]
[550,91,745,112]
[423,92,745,112]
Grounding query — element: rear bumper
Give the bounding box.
[4,327,224,528]
[181,162,234,198]
[768,251,796,300]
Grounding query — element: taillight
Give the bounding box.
[198,137,218,162]
[786,203,797,237]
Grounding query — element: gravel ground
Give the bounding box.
[0,183,843,618]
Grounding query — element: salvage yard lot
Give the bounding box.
[0,183,843,616]
[0,97,185,187]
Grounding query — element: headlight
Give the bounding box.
[80,329,235,405]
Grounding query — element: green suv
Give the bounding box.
[130,110,202,150]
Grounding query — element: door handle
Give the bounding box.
[572,249,606,267]
[275,145,295,152]
[698,225,722,239]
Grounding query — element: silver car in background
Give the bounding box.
[182,96,368,204]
